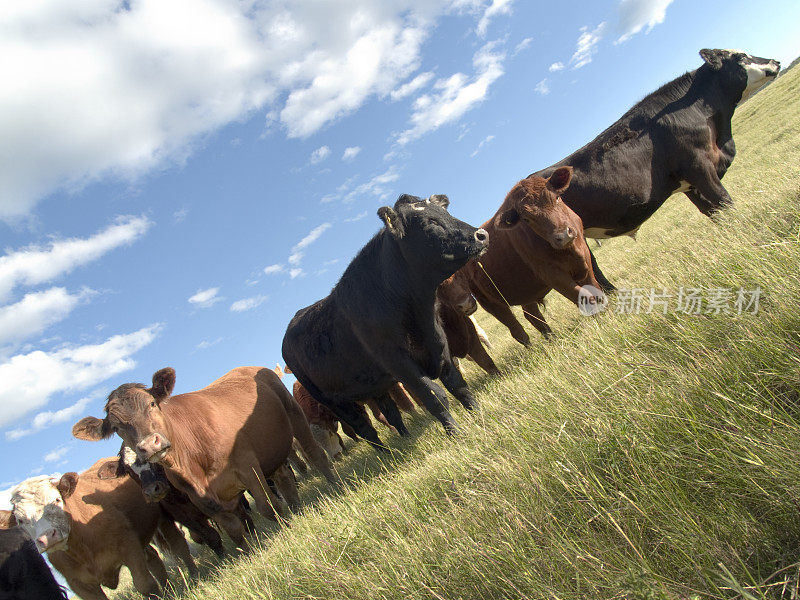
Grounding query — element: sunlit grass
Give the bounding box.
[109,65,800,600]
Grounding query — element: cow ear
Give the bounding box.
[72,416,112,441]
[494,208,520,229]
[700,49,723,70]
[378,207,405,238]
[273,364,284,378]
[150,368,176,402]
[57,473,78,500]
[97,460,124,480]
[0,510,17,529]
[283,365,293,375]
[546,166,573,193]
[429,194,449,209]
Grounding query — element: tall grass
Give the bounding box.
[111,65,800,600]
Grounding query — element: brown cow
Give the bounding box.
[437,271,499,375]
[462,168,604,346]
[96,446,225,559]
[0,460,193,600]
[73,367,336,548]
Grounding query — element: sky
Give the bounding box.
[2,0,800,507]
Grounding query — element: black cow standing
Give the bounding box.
[282,194,488,449]
[532,49,780,291]
[0,526,67,600]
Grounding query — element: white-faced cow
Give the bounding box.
[531,49,780,291]
[73,367,336,549]
[0,524,67,600]
[282,194,488,449]
[1,461,191,600]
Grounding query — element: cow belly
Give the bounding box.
[584,225,641,240]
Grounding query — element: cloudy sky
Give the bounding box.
[1,0,799,500]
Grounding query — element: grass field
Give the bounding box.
[110,63,800,600]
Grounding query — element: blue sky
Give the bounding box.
[2,0,800,503]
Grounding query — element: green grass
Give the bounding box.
[110,65,800,600]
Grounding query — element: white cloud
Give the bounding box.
[477,0,515,37]
[263,263,285,275]
[288,223,332,266]
[344,211,368,223]
[390,72,435,101]
[470,134,495,157]
[289,268,304,279]
[549,62,565,72]
[395,40,505,146]
[5,394,97,441]
[309,145,331,164]
[0,287,93,351]
[196,337,223,351]
[571,23,607,69]
[0,1,482,218]
[332,166,402,205]
[0,485,12,510]
[615,0,674,43]
[0,215,151,302]
[342,146,362,162]
[0,324,161,428]
[188,287,221,308]
[43,445,70,463]
[513,37,532,56]
[534,79,550,95]
[230,295,268,312]
[173,206,189,223]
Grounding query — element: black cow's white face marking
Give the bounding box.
[731,50,780,104]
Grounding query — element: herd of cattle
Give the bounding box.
[0,49,781,600]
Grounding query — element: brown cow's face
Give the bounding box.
[310,424,344,461]
[9,474,77,553]
[438,271,477,316]
[496,167,583,250]
[73,368,176,464]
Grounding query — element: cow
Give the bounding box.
[0,524,67,600]
[73,366,337,549]
[531,49,780,291]
[462,168,604,347]
[437,271,499,375]
[96,446,225,559]
[1,461,190,600]
[283,193,488,449]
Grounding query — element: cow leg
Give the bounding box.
[158,515,198,579]
[270,463,301,512]
[588,249,616,294]
[374,393,408,435]
[238,460,290,522]
[521,302,553,339]
[388,383,419,414]
[333,401,387,451]
[683,163,733,215]
[340,420,359,441]
[213,510,247,549]
[467,332,500,376]
[66,578,109,600]
[185,515,224,558]
[123,543,163,599]
[287,444,309,474]
[474,295,531,346]
[365,399,396,431]
[283,396,338,484]
[439,355,478,411]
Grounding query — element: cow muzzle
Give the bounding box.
[36,528,65,553]
[553,226,577,249]
[136,433,171,463]
[142,480,169,503]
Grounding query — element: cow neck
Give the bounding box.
[157,396,213,489]
[380,232,441,312]
[691,66,737,125]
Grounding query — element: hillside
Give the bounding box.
[111,62,800,600]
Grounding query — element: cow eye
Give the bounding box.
[556,197,562,203]
[150,401,156,408]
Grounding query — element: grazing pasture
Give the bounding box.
[110,62,800,600]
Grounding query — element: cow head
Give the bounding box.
[495,168,582,250]
[5,474,78,553]
[309,424,345,462]
[699,49,780,105]
[438,270,478,316]
[378,194,488,277]
[73,367,176,465]
[97,446,170,503]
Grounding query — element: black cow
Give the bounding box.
[532,49,780,291]
[96,446,225,560]
[0,525,67,600]
[282,194,488,449]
